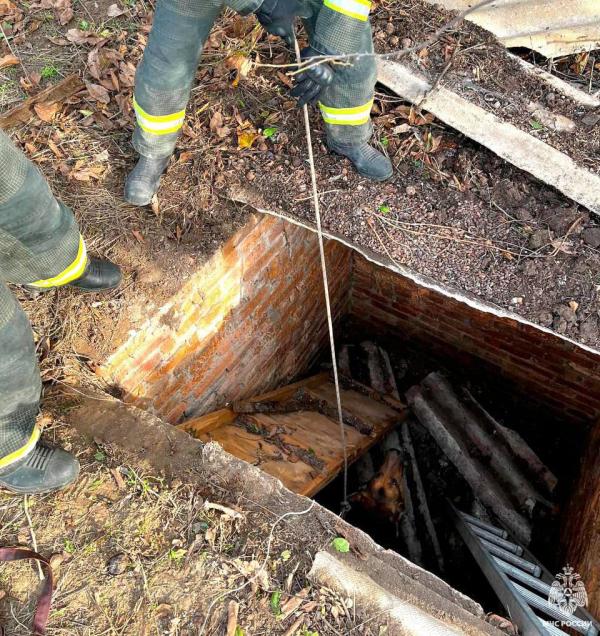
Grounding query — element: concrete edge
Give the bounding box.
[376,59,600,215]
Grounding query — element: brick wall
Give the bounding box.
[350,253,600,425]
[102,214,352,423]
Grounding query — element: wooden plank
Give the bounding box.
[199,424,318,496]
[177,408,235,436]
[0,74,84,129]
[248,408,400,496]
[306,382,404,435]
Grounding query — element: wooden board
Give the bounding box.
[306,382,404,435]
[182,374,406,497]
[198,424,319,496]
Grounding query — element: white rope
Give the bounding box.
[293,35,349,513]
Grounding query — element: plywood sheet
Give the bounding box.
[306,382,404,435]
[198,424,319,495]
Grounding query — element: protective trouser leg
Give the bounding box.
[0,130,87,288]
[0,130,85,471]
[302,0,376,148]
[132,0,224,159]
[0,284,41,472]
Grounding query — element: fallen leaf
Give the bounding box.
[224,53,252,86]
[107,2,126,17]
[132,229,145,243]
[0,54,19,69]
[237,130,258,149]
[53,0,73,25]
[34,101,60,122]
[210,111,230,138]
[277,70,293,88]
[0,0,16,17]
[569,300,579,312]
[66,28,105,46]
[331,537,350,553]
[47,36,70,46]
[85,81,110,104]
[47,139,63,158]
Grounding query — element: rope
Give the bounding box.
[293,35,349,514]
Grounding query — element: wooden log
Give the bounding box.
[0,74,84,129]
[463,388,558,495]
[360,341,400,399]
[562,421,600,619]
[402,420,445,572]
[422,373,548,516]
[399,466,423,566]
[407,386,531,545]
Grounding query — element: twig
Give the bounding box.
[23,496,44,581]
[198,501,315,635]
[203,500,244,520]
[226,600,239,636]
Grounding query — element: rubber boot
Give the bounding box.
[25,258,122,293]
[0,442,79,494]
[328,141,393,181]
[68,257,122,292]
[124,155,170,206]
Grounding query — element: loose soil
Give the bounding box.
[372,0,600,175]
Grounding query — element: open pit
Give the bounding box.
[90,211,600,630]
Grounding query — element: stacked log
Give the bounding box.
[407,372,557,546]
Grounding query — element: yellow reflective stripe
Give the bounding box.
[133,97,185,135]
[0,423,41,470]
[319,99,373,125]
[323,0,371,20]
[30,236,88,289]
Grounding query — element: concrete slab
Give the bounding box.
[376,58,600,214]
[424,0,600,57]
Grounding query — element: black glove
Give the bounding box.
[290,46,334,107]
[255,0,303,45]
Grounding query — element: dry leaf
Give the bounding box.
[85,81,110,104]
[569,300,579,312]
[0,0,16,16]
[47,139,63,158]
[107,2,126,17]
[132,229,145,243]
[0,54,18,69]
[66,28,105,46]
[34,101,60,122]
[224,53,252,86]
[237,130,258,149]
[209,111,230,138]
[52,0,73,25]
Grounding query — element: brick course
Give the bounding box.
[351,253,600,425]
[102,214,352,423]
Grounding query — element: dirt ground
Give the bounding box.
[0,399,372,635]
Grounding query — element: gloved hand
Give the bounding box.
[290,46,334,107]
[255,0,303,45]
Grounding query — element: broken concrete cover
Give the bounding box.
[376,58,600,214]
[423,0,600,57]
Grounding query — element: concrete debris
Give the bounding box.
[376,59,600,214]
[423,0,600,57]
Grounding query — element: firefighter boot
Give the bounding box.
[0,442,79,494]
[68,258,122,292]
[328,141,393,181]
[124,155,170,206]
